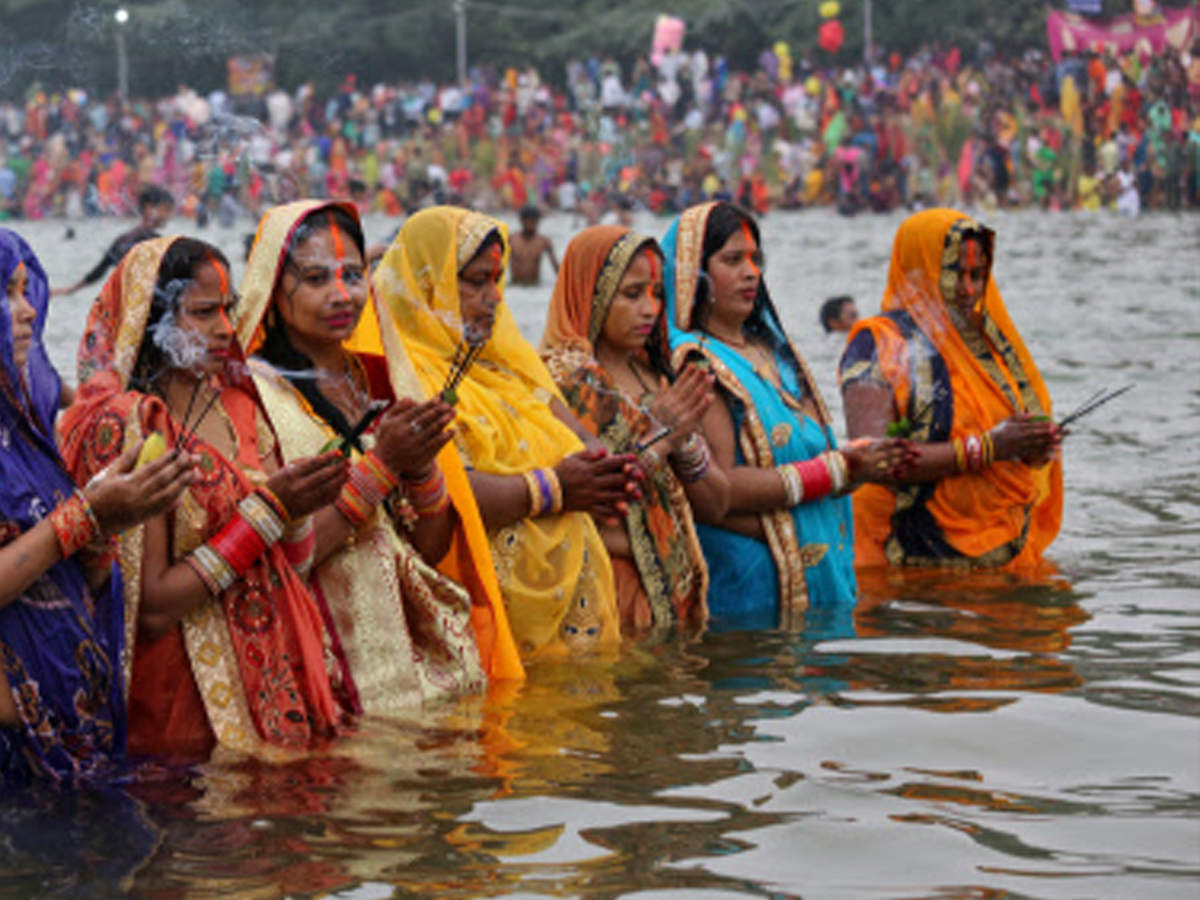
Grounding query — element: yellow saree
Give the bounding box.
[358,206,618,659]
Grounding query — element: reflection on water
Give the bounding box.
[3,209,1199,899]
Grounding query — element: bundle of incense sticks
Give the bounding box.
[1056,383,1133,429]
[440,337,487,405]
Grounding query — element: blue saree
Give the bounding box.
[0,228,126,786]
[661,204,855,632]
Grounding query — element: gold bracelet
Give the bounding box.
[776,463,802,506]
[981,431,995,468]
[544,467,564,515]
[521,470,544,517]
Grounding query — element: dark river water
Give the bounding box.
[4,207,1198,899]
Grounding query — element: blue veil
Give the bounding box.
[0,228,126,785]
[660,205,856,631]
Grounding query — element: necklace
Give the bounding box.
[708,325,748,348]
[625,356,658,405]
[732,339,811,415]
[319,353,370,422]
[169,378,238,457]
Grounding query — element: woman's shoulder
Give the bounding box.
[839,316,910,389]
[542,346,599,389]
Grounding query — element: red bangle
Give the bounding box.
[48,491,100,559]
[792,457,833,501]
[281,516,315,574]
[208,513,268,576]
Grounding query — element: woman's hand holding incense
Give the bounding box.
[267,451,349,519]
[374,397,456,480]
[990,413,1061,466]
[842,437,918,486]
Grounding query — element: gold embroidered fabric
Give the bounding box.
[363,206,618,660]
[252,370,485,711]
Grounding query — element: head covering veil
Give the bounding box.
[239,199,521,686]
[660,203,855,623]
[0,228,126,784]
[365,206,619,659]
[58,237,341,759]
[842,207,1061,566]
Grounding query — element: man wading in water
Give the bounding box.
[509,205,559,286]
[53,184,175,297]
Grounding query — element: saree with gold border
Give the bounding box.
[0,228,127,784]
[540,224,707,635]
[238,199,512,713]
[838,208,1062,568]
[662,203,856,630]
[58,237,343,761]
[359,206,618,659]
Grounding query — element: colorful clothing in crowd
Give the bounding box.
[238,200,518,714]
[662,203,856,630]
[839,208,1062,568]
[540,224,707,634]
[58,237,343,761]
[360,206,618,658]
[0,228,126,785]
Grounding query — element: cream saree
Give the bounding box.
[238,200,495,713]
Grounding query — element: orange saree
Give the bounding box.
[58,238,343,760]
[839,209,1062,568]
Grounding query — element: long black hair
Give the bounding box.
[256,206,367,443]
[692,201,808,403]
[628,238,675,382]
[129,237,230,393]
[691,202,776,349]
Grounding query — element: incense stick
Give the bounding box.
[440,336,487,403]
[1057,384,1133,429]
[634,424,673,453]
[1058,387,1107,425]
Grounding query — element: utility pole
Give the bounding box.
[115,7,130,102]
[455,0,467,84]
[863,0,873,65]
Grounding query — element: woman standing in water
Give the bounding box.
[60,236,349,761]
[370,206,638,659]
[238,200,521,712]
[662,202,910,630]
[541,225,727,635]
[0,228,193,784]
[838,209,1062,568]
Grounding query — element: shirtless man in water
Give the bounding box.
[509,205,558,286]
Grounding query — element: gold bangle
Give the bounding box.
[776,463,802,506]
[521,470,543,517]
[544,467,564,515]
[952,436,966,473]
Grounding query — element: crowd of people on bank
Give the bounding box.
[2,37,1198,226]
[1,193,1066,785]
